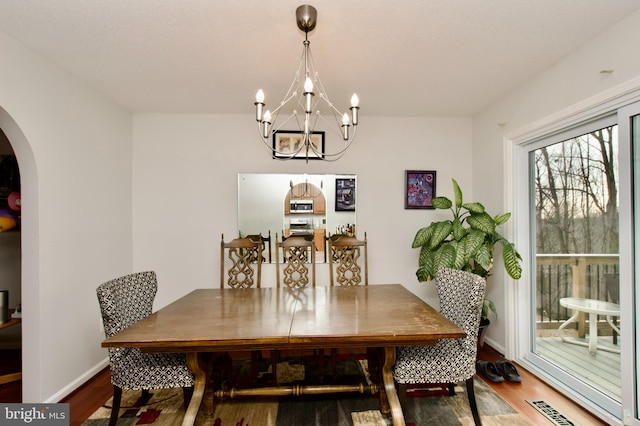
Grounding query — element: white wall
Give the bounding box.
[132,114,473,308]
[472,9,640,352]
[0,31,133,401]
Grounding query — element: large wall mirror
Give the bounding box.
[238,173,356,263]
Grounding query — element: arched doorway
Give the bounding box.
[0,130,21,402]
[0,107,41,403]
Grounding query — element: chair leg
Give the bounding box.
[317,349,325,381]
[331,348,338,379]
[140,388,151,405]
[271,350,280,382]
[183,386,194,408]
[109,385,122,426]
[466,376,482,426]
[447,382,455,396]
[398,383,407,408]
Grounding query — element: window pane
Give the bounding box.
[532,124,621,402]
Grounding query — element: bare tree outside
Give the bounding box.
[534,126,618,255]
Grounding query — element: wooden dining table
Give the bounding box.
[102,284,465,426]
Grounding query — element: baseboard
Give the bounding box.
[483,336,504,356]
[45,357,109,403]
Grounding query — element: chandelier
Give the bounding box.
[254,5,360,162]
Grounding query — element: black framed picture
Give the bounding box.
[405,170,436,209]
[272,131,325,159]
[335,178,356,211]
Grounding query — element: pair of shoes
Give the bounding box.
[476,360,504,383]
[496,360,522,383]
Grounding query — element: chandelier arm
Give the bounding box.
[315,121,359,158]
[269,92,300,117]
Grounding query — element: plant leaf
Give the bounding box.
[451,240,470,270]
[417,245,436,281]
[428,221,453,249]
[433,244,456,271]
[494,212,511,226]
[452,179,463,208]
[460,230,485,259]
[416,265,431,282]
[430,196,452,210]
[412,226,432,248]
[502,242,522,279]
[462,202,485,214]
[452,217,467,241]
[473,244,493,272]
[482,299,497,319]
[418,244,431,267]
[467,212,496,234]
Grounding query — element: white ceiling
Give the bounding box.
[1,0,639,117]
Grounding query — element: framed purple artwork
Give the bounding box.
[405,170,436,209]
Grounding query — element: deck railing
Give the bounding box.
[536,254,618,325]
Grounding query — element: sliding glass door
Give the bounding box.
[516,100,640,423]
[529,116,621,415]
[625,103,640,425]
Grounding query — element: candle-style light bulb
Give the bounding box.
[351,94,359,107]
[341,113,350,140]
[262,110,272,138]
[350,93,359,126]
[255,89,265,122]
[304,77,314,93]
[304,77,314,113]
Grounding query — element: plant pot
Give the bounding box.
[478,318,490,351]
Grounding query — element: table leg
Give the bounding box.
[558,310,579,342]
[588,312,598,355]
[382,347,405,426]
[183,352,207,426]
[606,315,621,336]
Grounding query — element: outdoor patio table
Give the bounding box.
[558,297,620,355]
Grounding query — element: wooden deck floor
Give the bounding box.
[536,335,621,402]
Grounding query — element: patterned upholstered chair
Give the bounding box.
[393,268,486,426]
[327,232,368,286]
[96,271,194,426]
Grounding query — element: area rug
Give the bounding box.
[83,357,531,426]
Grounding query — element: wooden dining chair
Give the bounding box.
[275,233,316,289]
[244,230,272,264]
[220,234,262,288]
[393,267,486,426]
[219,234,265,381]
[327,232,368,286]
[96,271,194,426]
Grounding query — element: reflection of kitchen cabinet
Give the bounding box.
[313,196,325,214]
[284,183,326,215]
[314,229,325,252]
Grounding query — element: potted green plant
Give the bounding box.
[412,178,522,343]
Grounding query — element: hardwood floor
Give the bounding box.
[1,345,609,425]
[479,344,607,425]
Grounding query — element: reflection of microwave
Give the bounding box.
[290,199,313,213]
